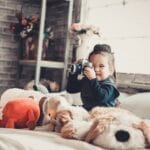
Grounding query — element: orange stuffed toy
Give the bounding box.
[0,98,40,130]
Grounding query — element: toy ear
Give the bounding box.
[37,97,47,124]
[133,121,150,146]
[55,100,60,108]
[41,97,48,115]
[56,110,73,124]
[67,110,73,120]
[84,120,104,143]
[38,97,47,113]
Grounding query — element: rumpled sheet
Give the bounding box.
[0,128,103,150]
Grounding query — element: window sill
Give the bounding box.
[116,73,150,94]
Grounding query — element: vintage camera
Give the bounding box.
[70,59,92,75]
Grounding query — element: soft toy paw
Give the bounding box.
[61,119,93,140]
[0,98,40,130]
[133,121,150,146]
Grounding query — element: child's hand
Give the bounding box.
[83,67,96,80]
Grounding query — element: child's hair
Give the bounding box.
[93,44,112,53]
[88,44,116,80]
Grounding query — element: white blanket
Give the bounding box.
[0,128,103,150]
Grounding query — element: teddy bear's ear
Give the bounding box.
[55,100,60,108]
[56,110,73,124]
[39,97,48,114]
[84,120,104,143]
[133,121,150,146]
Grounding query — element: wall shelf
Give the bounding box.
[19,60,65,69]
[19,0,74,90]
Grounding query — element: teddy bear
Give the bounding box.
[0,97,40,130]
[59,106,150,149]
[42,95,89,133]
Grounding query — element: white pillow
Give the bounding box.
[120,92,150,119]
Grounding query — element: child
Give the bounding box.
[66,44,120,111]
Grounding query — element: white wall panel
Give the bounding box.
[81,0,150,74]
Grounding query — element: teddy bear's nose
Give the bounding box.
[115,130,130,142]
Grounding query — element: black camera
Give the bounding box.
[70,59,92,75]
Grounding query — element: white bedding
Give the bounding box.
[1,89,150,150]
[119,92,150,119]
[0,128,103,150]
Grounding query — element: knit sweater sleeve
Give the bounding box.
[89,78,119,106]
[66,73,81,93]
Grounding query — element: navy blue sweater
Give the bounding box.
[66,73,120,111]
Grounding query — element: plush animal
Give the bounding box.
[0,98,40,130]
[59,106,150,149]
[33,95,72,129]
[30,95,72,127]
[44,95,89,132]
[0,88,74,124]
[42,95,71,131]
[24,79,60,93]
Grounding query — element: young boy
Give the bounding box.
[66,44,120,111]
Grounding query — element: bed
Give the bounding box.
[0,127,103,150]
[0,88,150,149]
[0,89,105,150]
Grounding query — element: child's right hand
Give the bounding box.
[83,67,96,80]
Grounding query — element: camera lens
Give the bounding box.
[70,64,76,73]
[70,64,82,74]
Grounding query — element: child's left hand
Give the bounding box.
[83,67,96,80]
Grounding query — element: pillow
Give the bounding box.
[120,92,150,119]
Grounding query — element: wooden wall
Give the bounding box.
[0,0,81,94]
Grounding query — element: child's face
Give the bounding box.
[89,54,112,80]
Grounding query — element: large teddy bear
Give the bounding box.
[45,95,150,149]
[59,106,150,149]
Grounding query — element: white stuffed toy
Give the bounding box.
[85,107,150,149]
[60,106,150,149]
